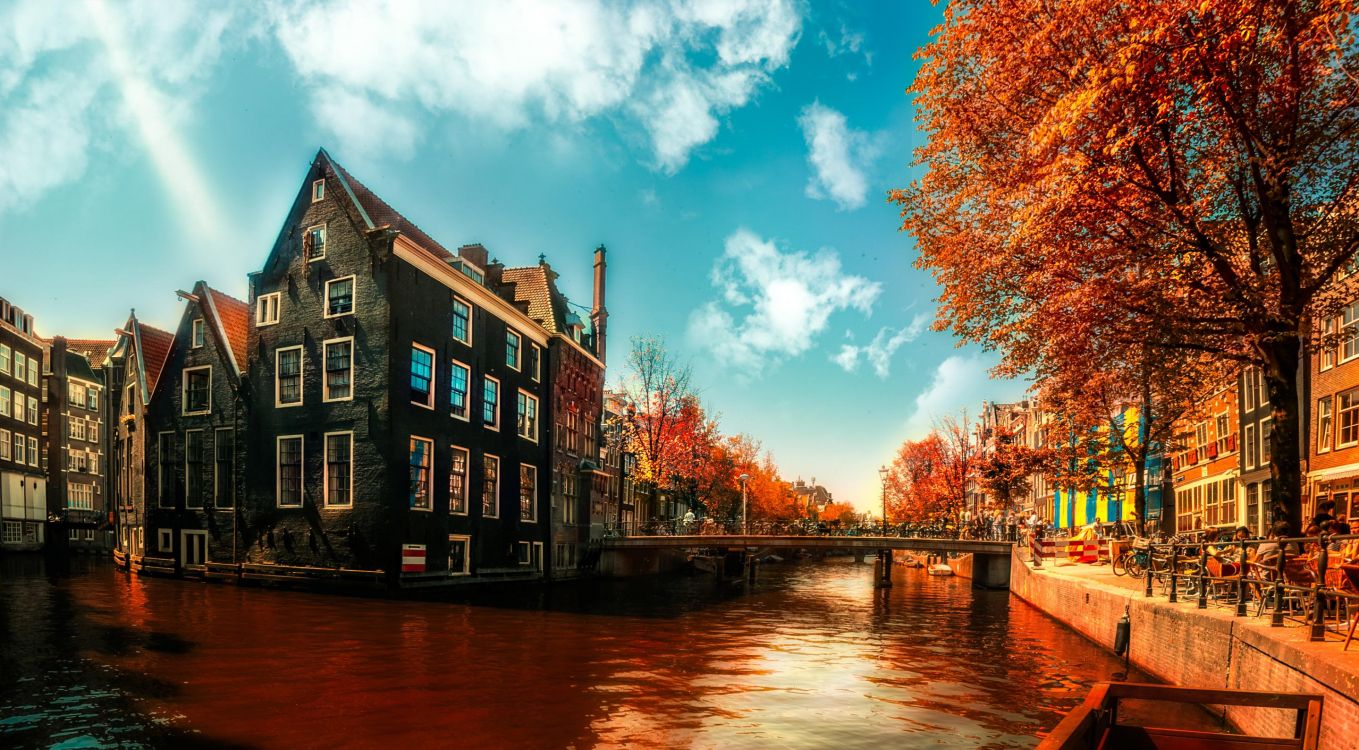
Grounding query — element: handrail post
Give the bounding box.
[1197,545,1209,609]
[1311,540,1329,642]
[1235,540,1247,617]
[1168,544,1179,603]
[1271,545,1286,627]
[1144,544,1153,597]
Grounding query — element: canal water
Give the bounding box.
[2,555,1144,749]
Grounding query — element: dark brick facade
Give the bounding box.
[0,298,46,551]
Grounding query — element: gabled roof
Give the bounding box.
[318,149,455,260]
[202,284,249,377]
[138,323,174,400]
[501,265,569,334]
[64,339,117,367]
[63,350,100,384]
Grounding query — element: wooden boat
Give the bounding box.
[927,564,954,576]
[896,554,925,568]
[1038,682,1322,750]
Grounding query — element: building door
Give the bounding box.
[180,530,207,566]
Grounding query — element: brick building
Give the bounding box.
[1171,383,1240,532]
[1307,301,1359,523]
[0,298,46,551]
[44,336,116,551]
[109,312,175,559]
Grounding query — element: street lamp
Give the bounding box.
[878,465,889,537]
[739,473,750,534]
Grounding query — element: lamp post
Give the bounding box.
[879,465,889,537]
[739,473,750,534]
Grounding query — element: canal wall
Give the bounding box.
[1009,549,1359,748]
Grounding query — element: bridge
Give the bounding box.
[598,535,1015,588]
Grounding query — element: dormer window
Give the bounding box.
[312,179,325,202]
[191,319,205,348]
[305,225,326,261]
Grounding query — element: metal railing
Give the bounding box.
[604,518,976,539]
[1128,533,1359,644]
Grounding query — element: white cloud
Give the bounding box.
[833,313,930,377]
[269,0,802,169]
[901,351,1029,439]
[798,101,876,210]
[687,228,881,376]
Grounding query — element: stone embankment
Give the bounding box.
[1009,549,1359,748]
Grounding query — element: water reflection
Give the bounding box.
[1,556,1135,749]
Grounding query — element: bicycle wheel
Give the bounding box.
[1111,553,1128,577]
[1126,556,1145,578]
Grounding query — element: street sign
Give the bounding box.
[401,544,426,573]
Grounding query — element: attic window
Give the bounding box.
[305,225,326,261]
[312,179,325,202]
[191,319,205,348]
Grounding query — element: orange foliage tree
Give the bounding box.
[895,0,1359,532]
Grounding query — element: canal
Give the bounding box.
[2,555,1141,749]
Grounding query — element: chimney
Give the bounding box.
[591,245,607,363]
[458,243,489,268]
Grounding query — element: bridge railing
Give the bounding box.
[604,518,970,540]
[1117,533,1359,646]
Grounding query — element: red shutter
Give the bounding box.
[1227,434,1237,452]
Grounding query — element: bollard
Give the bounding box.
[1144,546,1153,598]
[1197,546,1209,609]
[1168,544,1179,604]
[1311,541,1328,642]
[1235,540,1248,617]
[1271,546,1286,627]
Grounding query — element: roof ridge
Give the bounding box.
[320,151,454,260]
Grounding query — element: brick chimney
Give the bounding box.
[591,245,607,363]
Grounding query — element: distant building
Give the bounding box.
[109,313,175,560]
[0,298,46,551]
[790,479,831,517]
[43,336,117,552]
[1171,382,1240,533]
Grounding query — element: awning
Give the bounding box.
[1307,463,1359,484]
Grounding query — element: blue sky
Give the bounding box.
[0,0,1026,509]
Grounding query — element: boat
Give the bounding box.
[927,564,953,576]
[896,554,925,568]
[1038,682,1322,749]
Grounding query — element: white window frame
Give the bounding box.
[1318,396,1334,453]
[517,389,539,442]
[305,223,327,261]
[158,529,173,553]
[483,375,500,431]
[26,396,36,426]
[1243,423,1257,469]
[1339,389,1359,448]
[256,292,281,327]
[506,329,522,371]
[184,429,205,509]
[409,436,434,511]
[0,343,8,375]
[1243,369,1256,411]
[275,346,304,408]
[449,359,471,421]
[520,463,537,523]
[13,353,25,384]
[530,344,541,382]
[447,534,471,576]
[311,178,325,202]
[214,427,234,508]
[452,297,472,345]
[191,318,205,348]
[182,365,212,416]
[1260,416,1273,463]
[449,445,469,515]
[410,343,436,410]
[322,336,355,403]
[324,275,356,319]
[0,386,8,417]
[27,437,37,467]
[323,431,354,508]
[276,434,304,508]
[483,453,499,518]
[0,428,9,461]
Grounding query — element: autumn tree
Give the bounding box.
[884,433,948,523]
[935,413,980,520]
[820,502,860,525]
[896,0,1359,532]
[617,336,694,492]
[976,426,1049,511]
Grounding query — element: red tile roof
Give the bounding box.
[501,266,567,333]
[139,323,174,398]
[206,286,249,373]
[324,153,454,260]
[64,339,117,367]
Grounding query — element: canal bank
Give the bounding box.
[1008,549,1359,748]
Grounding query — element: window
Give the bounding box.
[0,429,8,461]
[191,318,205,348]
[276,347,303,406]
[325,432,352,507]
[13,352,24,383]
[1244,423,1257,469]
[214,429,234,507]
[0,386,8,416]
[26,396,36,426]
[1215,413,1230,454]
[86,387,97,411]
[183,366,211,414]
[1337,391,1359,448]
[520,464,537,522]
[1260,418,1272,463]
[305,224,327,260]
[311,179,325,202]
[256,292,281,326]
[1322,317,1338,370]
[158,529,173,553]
[530,344,541,382]
[506,330,521,370]
[449,360,470,420]
[70,381,87,407]
[158,432,174,507]
[449,446,469,514]
[517,390,538,441]
[68,483,93,510]
[13,391,23,423]
[185,430,204,508]
[448,535,470,575]
[11,432,22,465]
[0,344,8,374]
[410,344,435,408]
[409,437,432,510]
[1319,397,1334,452]
[482,376,499,429]
[1243,370,1256,410]
[482,454,499,517]
[277,436,303,507]
[452,298,472,345]
[323,338,353,401]
[1344,302,1359,362]
[325,276,355,317]
[89,420,101,442]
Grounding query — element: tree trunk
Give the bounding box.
[1260,336,1304,534]
[1133,363,1152,537]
